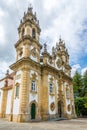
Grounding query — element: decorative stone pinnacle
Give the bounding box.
[52,46,55,55]
[28,4,33,13]
[24,12,26,16]
[20,19,22,23]
[44,43,47,52]
[59,35,62,42]
[6,69,9,76]
[35,12,36,16]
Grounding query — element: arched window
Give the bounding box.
[32,28,36,39]
[22,28,25,37]
[67,104,71,111]
[66,87,70,98]
[49,83,53,93]
[15,83,20,97]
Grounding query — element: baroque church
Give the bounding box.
[0,6,76,122]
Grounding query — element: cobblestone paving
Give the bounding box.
[0,118,87,130]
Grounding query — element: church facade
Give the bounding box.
[0,7,76,122]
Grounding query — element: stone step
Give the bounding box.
[48,117,68,121]
[29,119,42,123]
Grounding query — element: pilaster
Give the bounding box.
[0,90,7,118]
[18,68,29,122]
[37,73,42,120]
[41,70,49,120]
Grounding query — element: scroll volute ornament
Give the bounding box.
[48,57,53,64]
[31,72,37,80]
[31,47,37,58]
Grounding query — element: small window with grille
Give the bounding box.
[31,81,36,91]
[32,28,36,39]
[49,83,53,93]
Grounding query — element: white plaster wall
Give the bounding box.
[48,74,56,114]
[29,93,38,103]
[13,98,20,114]
[15,70,21,83]
[49,95,56,114]
[66,99,71,114]
[0,90,3,113]
[6,90,12,114]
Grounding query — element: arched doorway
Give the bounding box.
[58,101,62,117]
[31,103,36,119]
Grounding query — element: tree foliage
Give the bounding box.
[75,97,87,116]
[73,70,87,116]
[73,71,83,97]
[82,70,87,96]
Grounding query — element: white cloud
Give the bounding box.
[0,61,10,79]
[0,8,5,17]
[44,0,59,13]
[0,0,87,79]
[0,25,6,45]
[81,67,87,76]
[71,64,81,77]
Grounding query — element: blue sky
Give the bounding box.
[0,0,87,78]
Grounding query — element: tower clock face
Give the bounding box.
[31,47,37,58]
[56,59,62,68]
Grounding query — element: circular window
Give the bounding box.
[50,102,55,111]
[67,104,71,111]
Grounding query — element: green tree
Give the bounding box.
[75,97,87,116]
[73,71,83,97]
[82,70,87,96]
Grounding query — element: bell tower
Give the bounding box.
[15,6,41,62]
[10,6,42,122]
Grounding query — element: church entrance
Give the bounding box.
[31,103,36,119]
[58,101,62,117]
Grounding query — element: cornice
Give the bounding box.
[10,57,41,71]
[15,35,42,49]
[41,64,72,81]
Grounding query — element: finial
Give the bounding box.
[52,46,55,55]
[24,12,26,16]
[59,35,62,43]
[20,19,22,23]
[35,12,36,16]
[66,49,68,52]
[44,42,47,52]
[28,3,33,13]
[63,41,65,45]
[6,69,9,76]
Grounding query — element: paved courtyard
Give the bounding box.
[0,118,87,130]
